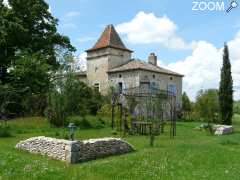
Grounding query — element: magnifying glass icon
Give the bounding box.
[226,0,238,13]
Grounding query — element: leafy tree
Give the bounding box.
[181,92,192,120]
[9,52,52,115]
[219,44,233,125]
[195,89,220,124]
[47,72,103,127]
[234,101,240,114]
[0,0,75,84]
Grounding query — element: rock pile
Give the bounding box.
[16,136,134,163]
[214,125,233,135]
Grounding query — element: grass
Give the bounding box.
[1,115,240,180]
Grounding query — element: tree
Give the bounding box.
[195,89,220,124]
[47,72,103,127]
[9,51,52,115]
[0,0,75,84]
[219,43,233,125]
[0,0,75,116]
[182,92,192,120]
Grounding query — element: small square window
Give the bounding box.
[94,83,100,92]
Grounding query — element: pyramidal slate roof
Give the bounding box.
[108,60,184,77]
[86,24,133,52]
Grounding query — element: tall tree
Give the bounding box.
[219,43,233,125]
[0,0,75,84]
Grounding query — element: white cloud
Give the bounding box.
[161,32,240,100]
[116,11,195,50]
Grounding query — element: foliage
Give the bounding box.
[0,83,25,119]
[219,44,233,125]
[66,116,92,129]
[0,0,75,83]
[194,89,220,124]
[46,90,67,127]
[0,0,75,117]
[181,92,192,121]
[66,115,106,129]
[97,104,113,118]
[0,123,11,137]
[9,52,52,115]
[47,73,103,127]
[234,101,240,115]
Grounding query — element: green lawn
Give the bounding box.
[1,115,240,180]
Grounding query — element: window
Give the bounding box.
[119,74,122,78]
[150,82,156,89]
[94,83,100,92]
[168,84,176,95]
[170,76,173,80]
[153,74,155,79]
[118,82,123,94]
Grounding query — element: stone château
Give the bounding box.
[78,24,183,106]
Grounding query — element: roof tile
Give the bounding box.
[86,24,132,52]
[108,60,184,77]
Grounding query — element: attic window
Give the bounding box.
[170,76,173,80]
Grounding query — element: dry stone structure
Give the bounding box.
[16,136,134,163]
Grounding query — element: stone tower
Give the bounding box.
[86,24,133,94]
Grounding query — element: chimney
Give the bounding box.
[148,53,157,66]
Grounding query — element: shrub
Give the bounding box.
[0,124,11,137]
[66,116,92,129]
[46,72,104,127]
[95,117,105,129]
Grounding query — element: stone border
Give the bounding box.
[16,136,134,163]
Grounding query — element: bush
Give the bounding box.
[66,116,92,129]
[46,73,104,127]
[0,124,12,137]
[95,117,105,129]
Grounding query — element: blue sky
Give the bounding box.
[47,0,239,61]
[46,0,240,100]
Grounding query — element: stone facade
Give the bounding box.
[81,24,183,106]
[86,47,131,93]
[16,136,134,164]
[109,69,183,106]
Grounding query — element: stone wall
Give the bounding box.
[86,47,132,95]
[15,136,134,164]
